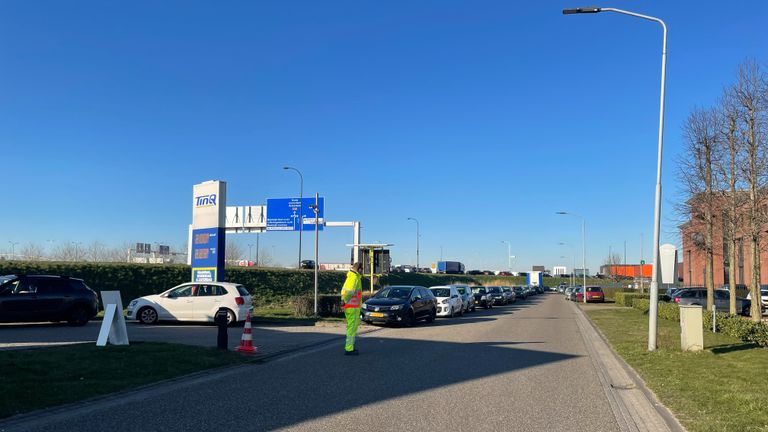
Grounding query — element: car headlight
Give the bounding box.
[128,300,138,307]
[362,304,368,310]
[481,295,487,300]
[389,305,401,310]
[441,299,448,304]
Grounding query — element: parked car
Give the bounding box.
[564,286,574,300]
[513,286,527,300]
[471,286,493,309]
[501,286,517,304]
[486,286,507,305]
[569,287,583,302]
[584,286,605,303]
[454,285,476,313]
[299,260,316,269]
[127,282,252,325]
[746,288,768,314]
[0,275,99,326]
[430,286,465,317]
[674,288,751,316]
[362,285,437,326]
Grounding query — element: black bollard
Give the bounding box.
[214,308,229,350]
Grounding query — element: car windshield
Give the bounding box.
[375,287,412,299]
[586,287,601,292]
[0,275,16,284]
[503,288,511,292]
[430,288,451,297]
[457,287,467,295]
[471,287,486,294]
[488,287,501,293]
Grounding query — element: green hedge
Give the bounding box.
[629,299,767,348]
[602,287,634,300]
[0,261,626,307]
[615,292,650,307]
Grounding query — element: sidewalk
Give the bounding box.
[570,301,685,432]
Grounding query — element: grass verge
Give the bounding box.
[585,305,768,432]
[0,342,250,420]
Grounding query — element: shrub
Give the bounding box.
[292,293,373,317]
[602,287,633,301]
[632,299,651,313]
[615,292,650,307]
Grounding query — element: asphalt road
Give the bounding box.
[5,293,621,432]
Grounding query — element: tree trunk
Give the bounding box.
[750,235,762,321]
[728,236,737,315]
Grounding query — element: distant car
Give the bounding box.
[497,271,513,276]
[584,286,604,303]
[674,288,751,316]
[467,270,483,275]
[564,286,574,300]
[569,287,583,302]
[299,260,316,269]
[127,282,253,325]
[362,285,437,326]
[471,286,493,309]
[481,270,495,275]
[502,286,517,304]
[454,285,476,313]
[513,286,527,300]
[0,275,99,326]
[430,286,465,318]
[486,286,507,305]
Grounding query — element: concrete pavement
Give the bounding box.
[0,293,681,432]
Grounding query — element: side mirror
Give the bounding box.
[167,293,177,299]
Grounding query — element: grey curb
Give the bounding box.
[571,301,686,432]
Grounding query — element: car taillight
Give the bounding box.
[675,297,680,304]
[235,297,245,305]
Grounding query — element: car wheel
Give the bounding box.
[67,306,90,326]
[138,306,159,325]
[426,309,436,323]
[458,305,464,317]
[225,309,237,326]
[449,306,455,318]
[405,310,416,327]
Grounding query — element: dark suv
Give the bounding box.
[0,275,99,325]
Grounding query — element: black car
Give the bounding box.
[299,260,316,269]
[513,286,527,300]
[487,286,506,305]
[0,275,99,326]
[361,285,437,326]
[471,286,493,309]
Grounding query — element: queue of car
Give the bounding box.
[359,283,546,326]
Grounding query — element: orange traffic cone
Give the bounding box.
[235,311,257,354]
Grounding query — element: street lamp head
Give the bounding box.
[562,6,602,14]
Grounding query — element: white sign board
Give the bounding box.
[192,180,227,229]
[96,291,129,346]
[659,243,678,285]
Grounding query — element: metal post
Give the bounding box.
[283,166,304,268]
[370,248,375,293]
[256,232,260,267]
[712,304,717,333]
[502,241,512,271]
[313,193,320,317]
[582,219,587,303]
[407,217,420,270]
[562,6,668,350]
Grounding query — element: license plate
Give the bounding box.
[370,312,384,318]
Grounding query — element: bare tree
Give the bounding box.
[602,252,624,281]
[52,243,79,262]
[19,243,44,261]
[733,60,768,322]
[716,87,747,314]
[225,241,245,263]
[86,241,110,262]
[679,106,723,312]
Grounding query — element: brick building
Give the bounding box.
[680,192,768,287]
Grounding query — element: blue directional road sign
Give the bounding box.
[266,197,324,231]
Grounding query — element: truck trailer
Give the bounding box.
[435,261,465,274]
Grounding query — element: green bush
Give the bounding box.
[632,299,651,312]
[615,292,650,307]
[702,311,768,347]
[602,287,634,300]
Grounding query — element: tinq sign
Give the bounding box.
[191,181,227,282]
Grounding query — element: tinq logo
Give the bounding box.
[195,194,217,208]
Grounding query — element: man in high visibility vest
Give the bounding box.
[341,262,363,355]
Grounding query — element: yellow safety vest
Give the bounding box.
[341,270,362,309]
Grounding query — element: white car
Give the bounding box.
[127,282,253,325]
[454,284,476,313]
[746,288,768,314]
[429,286,464,318]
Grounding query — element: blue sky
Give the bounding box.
[1,1,766,272]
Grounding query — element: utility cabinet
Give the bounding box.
[679,304,703,352]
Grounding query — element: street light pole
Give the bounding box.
[407,217,420,270]
[283,166,304,268]
[563,5,667,351]
[248,244,254,262]
[557,212,587,303]
[502,240,512,271]
[8,241,19,260]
